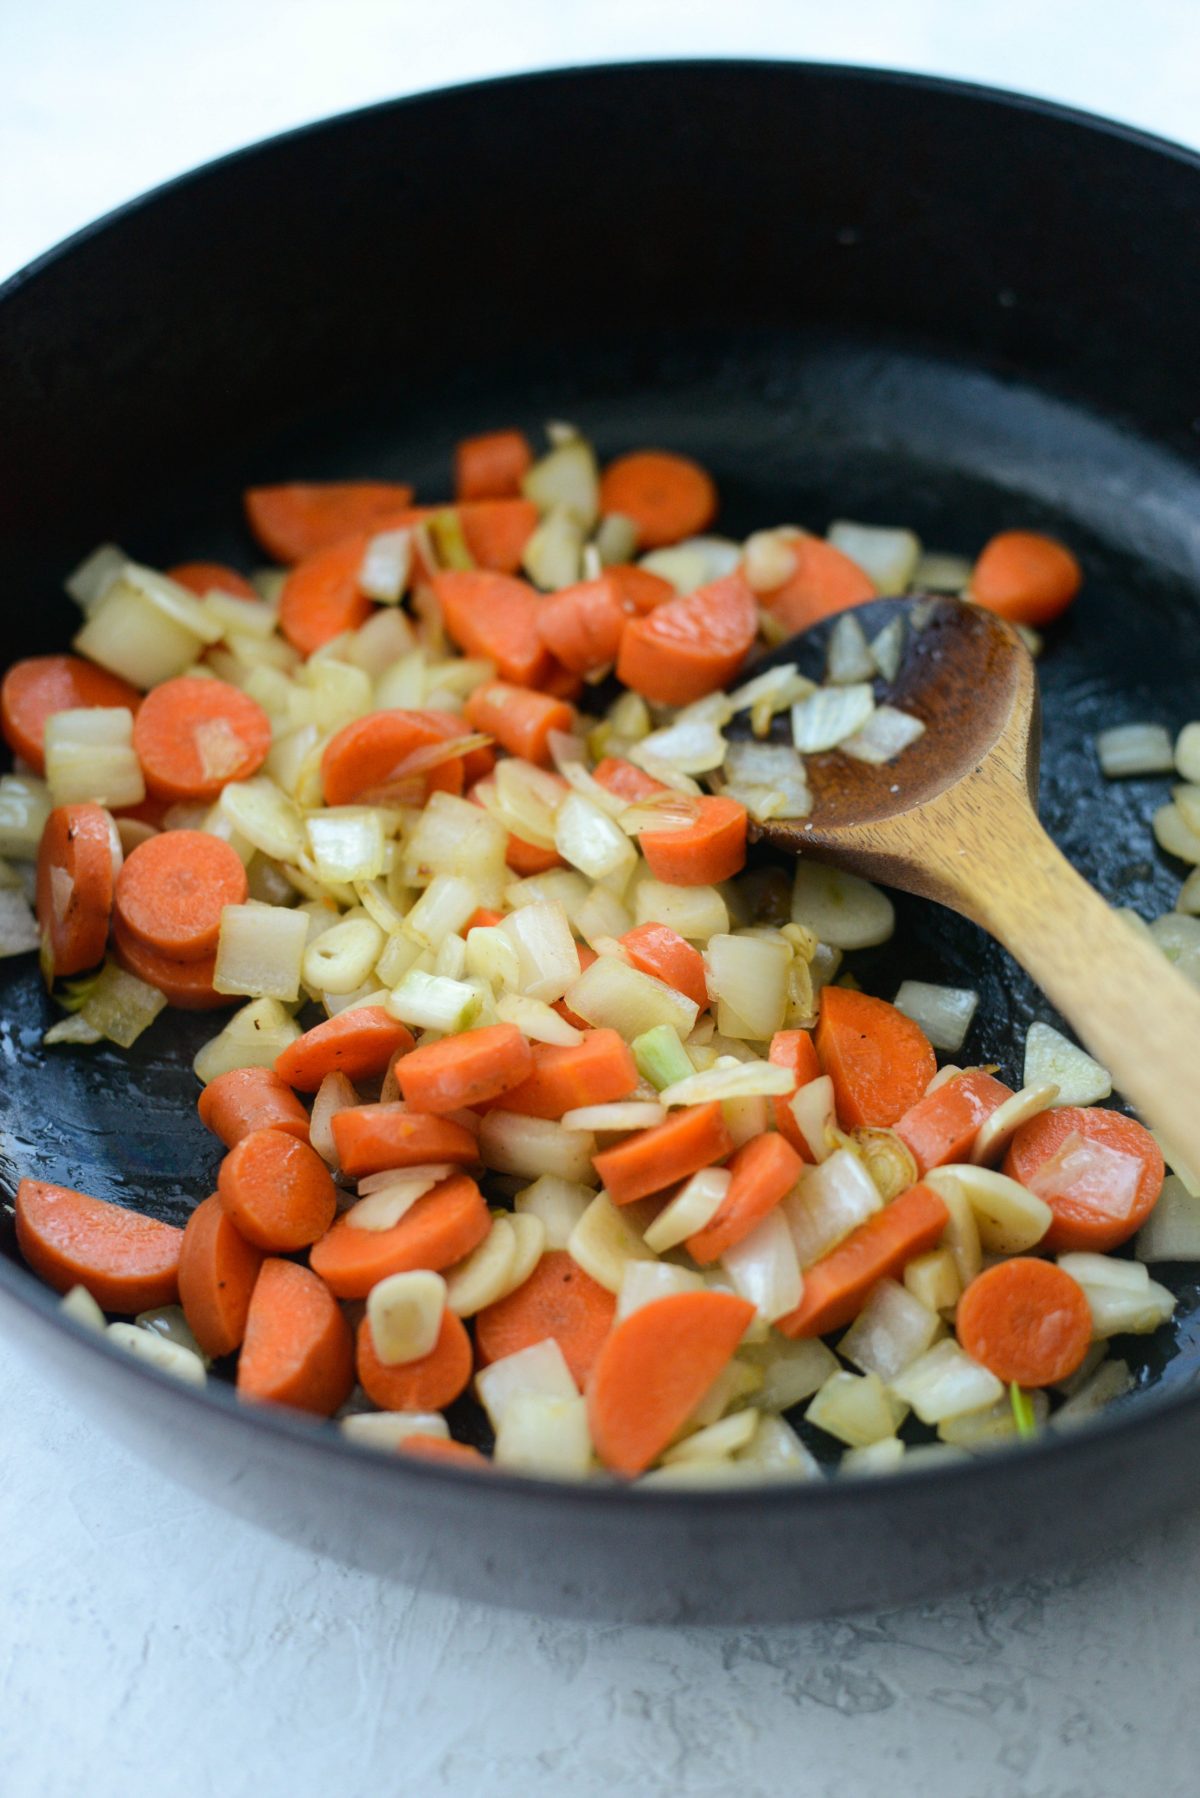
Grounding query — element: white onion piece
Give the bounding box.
[840,1437,907,1476]
[788,1075,837,1162]
[594,512,638,566]
[838,1278,941,1382]
[639,536,741,594]
[840,705,926,765]
[0,774,52,859]
[554,793,638,881]
[663,1408,760,1466]
[659,1059,792,1109]
[494,1391,593,1477]
[912,550,972,593]
[825,611,876,684]
[0,887,39,958]
[1058,1252,1175,1337]
[522,436,599,529]
[193,996,300,1083]
[568,1192,657,1291]
[565,952,698,1040]
[720,1208,802,1321]
[889,1339,1004,1424]
[616,1260,705,1321]
[561,1102,666,1133]
[791,860,894,950]
[783,1148,881,1266]
[476,1338,579,1433]
[790,682,875,752]
[501,900,580,1003]
[45,707,144,809]
[893,980,978,1053]
[1095,722,1175,777]
[212,900,308,1001]
[388,970,481,1033]
[1023,1021,1112,1105]
[706,933,790,1040]
[904,1246,960,1318]
[642,1168,731,1254]
[630,718,728,777]
[65,542,127,610]
[806,1371,899,1448]
[1136,1174,1200,1261]
[722,740,811,821]
[346,1175,444,1233]
[827,521,919,593]
[479,1111,595,1183]
[870,617,905,682]
[634,879,728,943]
[359,527,413,602]
[495,992,582,1045]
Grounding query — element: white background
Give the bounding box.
[3,5,1200,1795]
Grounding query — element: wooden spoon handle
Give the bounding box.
[931,801,1200,1172]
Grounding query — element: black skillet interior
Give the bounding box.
[2,62,1200,1467]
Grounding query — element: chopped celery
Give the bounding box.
[428,508,474,571]
[633,1024,693,1091]
[388,968,482,1033]
[1010,1382,1038,1440]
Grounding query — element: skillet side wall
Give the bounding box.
[1,64,1199,1621]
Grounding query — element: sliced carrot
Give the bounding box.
[475,1249,616,1385]
[217,1127,338,1252]
[274,1007,415,1091]
[167,561,258,600]
[757,535,876,634]
[815,987,936,1129]
[1002,1106,1163,1253]
[15,1177,183,1313]
[769,1029,821,1156]
[320,709,466,807]
[463,681,574,766]
[395,1023,533,1115]
[605,564,676,614]
[598,451,717,550]
[536,575,630,674]
[237,1257,354,1416]
[357,1306,473,1411]
[971,531,1082,627]
[593,1102,734,1206]
[619,923,708,1010]
[433,569,552,687]
[777,1182,950,1338]
[244,481,415,564]
[329,1104,479,1180]
[457,497,540,573]
[957,1258,1093,1386]
[35,802,117,979]
[197,1066,311,1148]
[114,829,246,961]
[454,428,533,501]
[310,1173,490,1297]
[587,1290,754,1475]
[504,832,566,876]
[498,1029,639,1120]
[638,795,748,886]
[398,1434,490,1468]
[277,533,376,656]
[687,1133,804,1264]
[465,907,505,932]
[616,570,757,706]
[543,660,585,702]
[1,654,140,774]
[177,1192,264,1358]
[111,917,231,1009]
[591,756,667,802]
[894,1069,1015,1175]
[132,676,271,802]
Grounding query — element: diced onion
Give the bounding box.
[722,740,812,821]
[554,793,638,882]
[71,959,166,1049]
[193,995,301,1083]
[0,774,52,859]
[1057,1251,1176,1338]
[889,1339,1004,1423]
[705,933,789,1040]
[495,992,582,1045]
[790,861,894,950]
[346,1170,449,1231]
[788,1075,837,1162]
[479,1111,595,1183]
[594,512,638,565]
[309,1070,358,1167]
[904,1246,963,1314]
[1027,1130,1143,1223]
[523,505,584,590]
[840,1437,907,1476]
[494,1391,593,1477]
[60,1284,107,1330]
[838,1278,940,1382]
[1023,1021,1112,1105]
[74,566,221,688]
[641,1167,730,1253]
[1049,1358,1134,1427]
[1095,722,1175,777]
[214,900,308,1000]
[783,1148,881,1267]
[659,1058,792,1109]
[912,550,971,593]
[938,1389,1049,1450]
[306,807,386,885]
[568,1192,657,1291]
[522,436,600,529]
[561,1101,665,1133]
[388,969,481,1033]
[825,611,876,684]
[65,542,127,610]
[0,887,39,958]
[45,707,144,808]
[1136,1174,1200,1261]
[806,1370,899,1448]
[500,900,580,1003]
[565,952,698,1040]
[745,1334,840,1413]
[790,683,875,752]
[870,617,905,682]
[840,705,926,765]
[219,777,307,863]
[359,527,413,602]
[630,717,728,777]
[662,1408,760,1466]
[827,521,919,593]
[720,1208,802,1321]
[639,537,741,594]
[893,980,978,1053]
[616,1259,705,1320]
[475,1338,579,1433]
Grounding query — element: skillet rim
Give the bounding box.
[2,56,1199,1507]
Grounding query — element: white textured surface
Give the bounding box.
[4,5,1200,1793]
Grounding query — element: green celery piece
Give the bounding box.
[633,1024,693,1092]
[1010,1382,1037,1440]
[429,508,474,571]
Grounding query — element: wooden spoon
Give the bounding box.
[744,594,1200,1168]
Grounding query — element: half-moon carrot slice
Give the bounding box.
[237,1258,354,1416]
[320,709,466,807]
[274,1009,415,1092]
[217,1128,338,1252]
[177,1192,264,1358]
[475,1250,616,1386]
[356,1306,474,1411]
[244,481,415,564]
[197,1066,311,1148]
[311,1174,491,1298]
[328,1105,479,1180]
[15,1178,183,1313]
[35,802,118,979]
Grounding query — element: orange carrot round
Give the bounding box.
[498,1030,639,1120]
[757,536,875,634]
[454,428,533,501]
[320,709,466,807]
[815,987,936,1128]
[687,1133,803,1263]
[475,1249,616,1386]
[894,1068,1015,1174]
[311,1174,491,1298]
[638,794,747,886]
[132,676,271,802]
[591,757,667,803]
[178,1192,264,1358]
[114,829,247,961]
[971,530,1082,627]
[616,570,757,706]
[244,481,415,564]
[605,564,676,613]
[35,802,118,979]
[111,917,231,1009]
[587,1290,754,1475]
[433,569,552,688]
[15,1177,183,1313]
[356,1306,473,1411]
[329,1105,479,1180]
[1,654,140,774]
[593,1102,734,1206]
[277,533,379,655]
[463,681,575,766]
[274,1007,415,1091]
[619,923,709,1009]
[599,450,717,549]
[956,1258,1092,1387]
[1002,1106,1164,1252]
[217,1128,338,1252]
[398,1434,490,1469]
[777,1182,949,1338]
[237,1257,354,1416]
[456,498,540,574]
[395,1023,534,1115]
[768,1029,821,1155]
[167,561,258,600]
[536,576,631,674]
[197,1066,311,1148]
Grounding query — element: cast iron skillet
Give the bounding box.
[2,61,1200,1624]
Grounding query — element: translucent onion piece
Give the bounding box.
[475,1338,579,1434]
[840,705,925,765]
[616,1259,705,1321]
[806,1370,899,1448]
[642,1168,731,1253]
[495,992,583,1045]
[561,1101,666,1133]
[790,860,894,950]
[0,887,39,958]
[1027,1131,1143,1222]
[359,527,413,603]
[720,1208,802,1322]
[870,617,905,682]
[494,1391,592,1478]
[521,437,600,530]
[630,717,728,777]
[1023,1020,1112,1105]
[565,953,698,1040]
[889,1339,1004,1424]
[192,996,300,1084]
[500,900,580,1003]
[790,683,875,753]
[705,933,789,1041]
[825,612,876,684]
[788,1075,837,1162]
[827,521,919,593]
[837,1278,940,1382]
[215,899,309,1001]
[479,1111,596,1184]
[65,542,127,610]
[1136,1174,1200,1261]
[783,1148,882,1267]
[659,1059,793,1109]
[893,979,978,1053]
